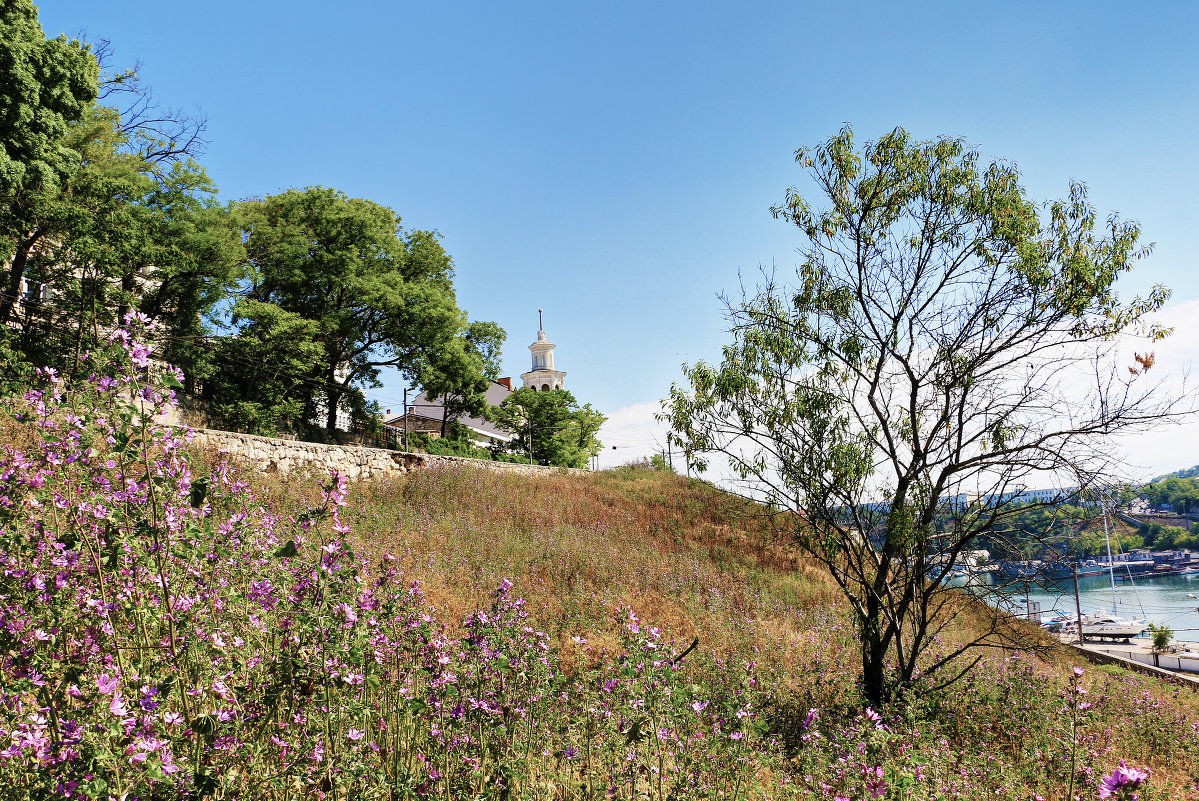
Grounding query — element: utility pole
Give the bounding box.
[402,387,409,451]
[667,441,673,472]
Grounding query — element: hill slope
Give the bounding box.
[2,358,1197,798]
[331,463,1199,798]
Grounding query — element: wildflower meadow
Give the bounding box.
[1,316,1196,799]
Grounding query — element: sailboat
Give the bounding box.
[1075,498,1147,642]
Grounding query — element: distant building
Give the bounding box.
[381,311,571,448]
[382,378,516,448]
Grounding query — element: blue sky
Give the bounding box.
[38,1,1199,473]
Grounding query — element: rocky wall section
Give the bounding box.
[190,429,585,481]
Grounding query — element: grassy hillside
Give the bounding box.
[331,464,1199,798]
[2,344,1197,799]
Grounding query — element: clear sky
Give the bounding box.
[38,1,1199,477]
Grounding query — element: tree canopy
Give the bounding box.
[1,103,242,381]
[0,4,502,443]
[228,187,500,436]
[491,388,606,468]
[0,0,97,197]
[662,126,1186,705]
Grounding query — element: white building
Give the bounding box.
[384,378,516,448]
[520,310,566,391]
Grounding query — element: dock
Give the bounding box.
[1059,633,1199,687]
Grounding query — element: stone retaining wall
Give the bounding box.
[191,428,584,481]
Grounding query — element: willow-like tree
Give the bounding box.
[662,126,1188,705]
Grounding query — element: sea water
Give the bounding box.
[953,571,1199,641]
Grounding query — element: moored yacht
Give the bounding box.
[1062,614,1147,641]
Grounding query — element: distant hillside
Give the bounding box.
[1148,464,1199,483]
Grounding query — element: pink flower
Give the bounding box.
[1099,760,1150,798]
[1073,666,1085,677]
[97,674,119,695]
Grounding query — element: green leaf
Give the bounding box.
[274,540,299,558]
[189,477,209,509]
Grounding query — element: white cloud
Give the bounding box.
[594,299,1199,489]
[596,401,669,468]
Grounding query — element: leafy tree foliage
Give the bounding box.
[0,0,97,196]
[1,6,498,448]
[2,105,242,379]
[0,0,97,327]
[231,187,500,435]
[663,126,1184,705]
[1142,475,1199,513]
[202,299,323,436]
[414,319,506,437]
[491,388,605,468]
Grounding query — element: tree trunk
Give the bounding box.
[860,602,887,707]
[118,269,135,323]
[325,387,341,433]
[0,235,37,326]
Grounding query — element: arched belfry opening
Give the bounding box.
[521,309,567,393]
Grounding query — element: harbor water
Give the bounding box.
[962,570,1199,641]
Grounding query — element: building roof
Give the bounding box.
[385,380,515,441]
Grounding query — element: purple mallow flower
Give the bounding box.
[1098,761,1150,798]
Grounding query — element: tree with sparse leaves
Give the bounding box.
[662,126,1188,705]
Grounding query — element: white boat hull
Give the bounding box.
[1055,615,1146,641]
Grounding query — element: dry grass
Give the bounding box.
[339,463,848,669]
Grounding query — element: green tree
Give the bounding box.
[490,388,605,468]
[662,126,1184,705]
[234,187,495,435]
[0,0,97,326]
[0,0,97,197]
[1148,622,1174,653]
[5,105,242,380]
[202,299,323,436]
[414,319,506,437]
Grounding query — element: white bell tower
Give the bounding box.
[520,309,567,391]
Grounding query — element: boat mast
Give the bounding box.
[1102,497,1118,615]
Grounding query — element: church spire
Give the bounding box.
[521,309,566,391]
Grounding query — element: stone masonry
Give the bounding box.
[191,429,584,481]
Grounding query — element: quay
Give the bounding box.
[1060,633,1199,688]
